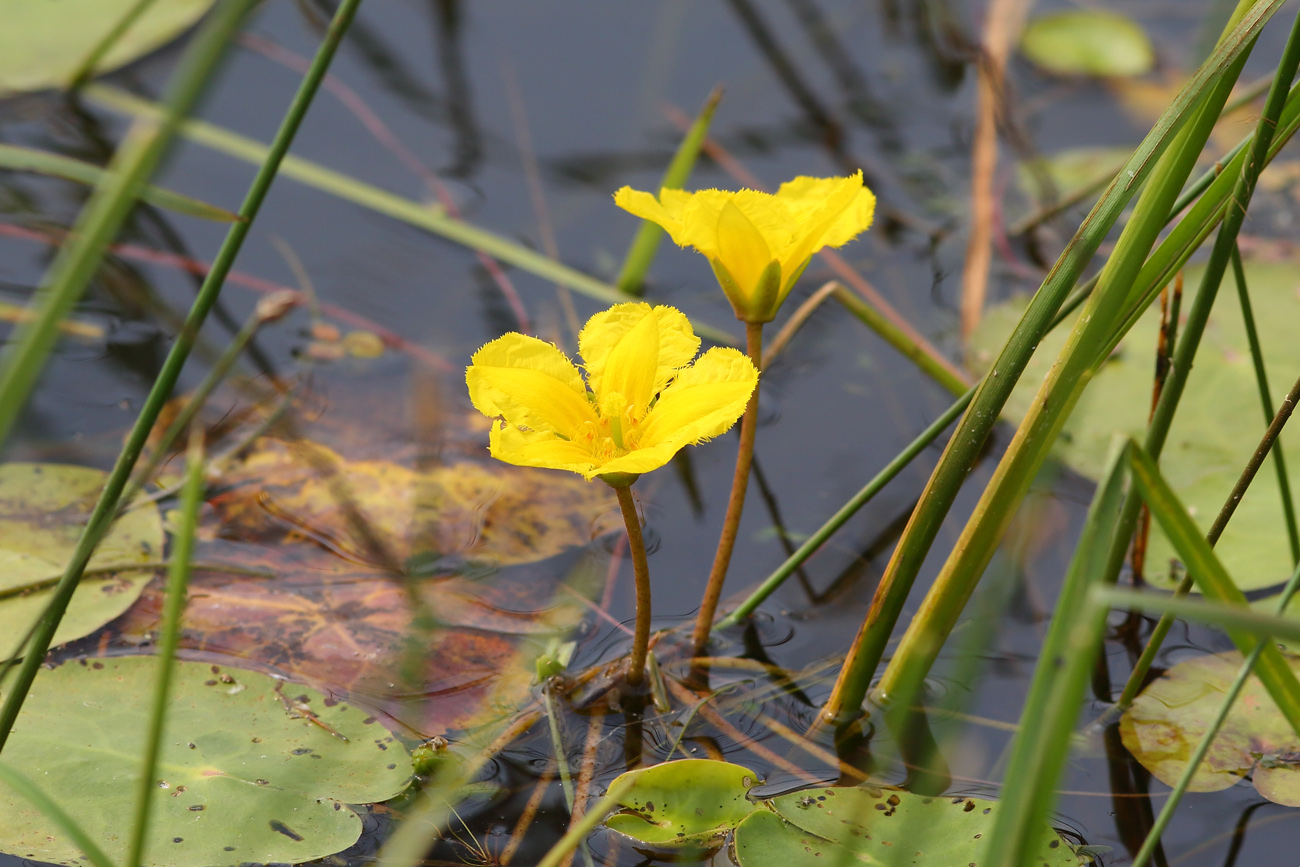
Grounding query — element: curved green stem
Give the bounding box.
[614,485,652,686]
[692,321,763,656]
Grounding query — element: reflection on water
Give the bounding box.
[5,0,1300,865]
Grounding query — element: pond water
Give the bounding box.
[3,1,1300,865]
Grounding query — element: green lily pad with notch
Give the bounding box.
[1020,10,1154,78]
[604,759,761,847]
[1121,650,1300,805]
[0,0,216,97]
[968,259,1300,592]
[732,786,1080,866]
[0,463,162,660]
[0,657,413,866]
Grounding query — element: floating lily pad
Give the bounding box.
[0,463,162,660]
[604,762,1080,864]
[1020,10,1155,78]
[1121,650,1300,805]
[968,258,1300,591]
[605,759,761,847]
[0,0,217,97]
[0,656,412,866]
[734,787,1079,867]
[1017,146,1133,199]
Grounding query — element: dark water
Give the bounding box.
[3,1,1300,865]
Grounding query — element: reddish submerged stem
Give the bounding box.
[692,321,763,656]
[614,485,652,686]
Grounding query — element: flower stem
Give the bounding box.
[614,485,652,686]
[692,321,763,656]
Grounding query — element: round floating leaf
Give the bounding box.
[605,759,761,847]
[0,657,412,866]
[0,0,217,97]
[968,259,1300,591]
[734,787,1079,867]
[0,463,162,660]
[1020,10,1155,78]
[1121,650,1300,805]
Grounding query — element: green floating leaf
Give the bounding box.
[1121,650,1300,806]
[734,787,1080,867]
[968,259,1300,591]
[0,657,412,866]
[0,463,162,660]
[605,759,760,847]
[1020,10,1155,78]
[0,0,217,97]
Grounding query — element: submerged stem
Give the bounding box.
[692,321,764,656]
[614,485,652,686]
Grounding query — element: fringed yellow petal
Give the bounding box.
[580,303,699,402]
[613,187,689,246]
[467,334,596,437]
[598,308,660,419]
[489,424,600,477]
[779,175,876,274]
[639,347,757,448]
[715,201,775,305]
[596,442,686,477]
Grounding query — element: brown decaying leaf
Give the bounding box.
[108,362,620,736]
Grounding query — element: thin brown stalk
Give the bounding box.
[960,0,1030,340]
[615,485,652,686]
[692,322,763,656]
[499,759,555,866]
[663,678,822,784]
[763,280,837,370]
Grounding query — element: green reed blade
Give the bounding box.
[0,0,361,755]
[984,438,1129,867]
[1129,547,1300,867]
[1096,586,1300,644]
[826,0,1280,727]
[1129,441,1300,731]
[124,431,204,867]
[1231,243,1300,563]
[616,87,721,296]
[82,83,735,345]
[0,0,257,450]
[0,763,116,867]
[0,143,238,221]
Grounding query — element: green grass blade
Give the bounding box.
[717,383,974,629]
[0,0,362,755]
[0,143,239,221]
[0,0,258,449]
[1129,550,1300,867]
[1129,441,1300,731]
[124,431,204,867]
[1231,243,1300,563]
[850,0,1278,722]
[82,83,736,345]
[0,762,116,867]
[616,87,721,295]
[984,438,1130,867]
[1095,586,1300,643]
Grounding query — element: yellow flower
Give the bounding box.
[466,303,758,485]
[614,172,876,323]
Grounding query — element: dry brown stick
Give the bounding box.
[959,0,1031,341]
[500,759,556,867]
[763,280,838,370]
[663,678,821,785]
[753,710,869,783]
